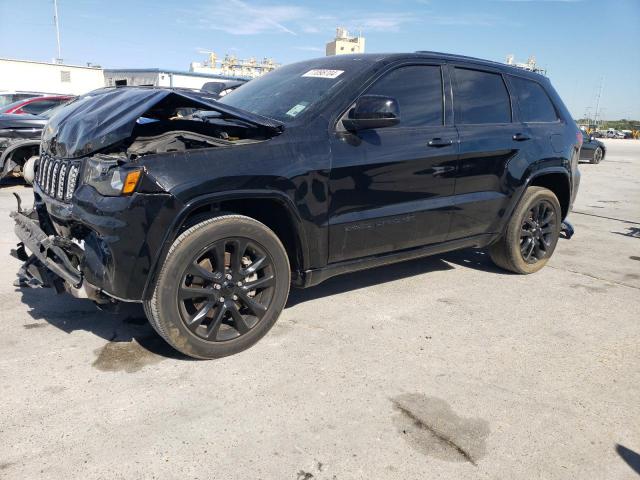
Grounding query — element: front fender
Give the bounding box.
[141,189,309,300]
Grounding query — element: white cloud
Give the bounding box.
[294,46,324,52]
[194,0,308,35]
[493,0,582,2]
[428,14,503,27]
[186,0,500,38]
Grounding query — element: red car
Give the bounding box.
[0,95,75,115]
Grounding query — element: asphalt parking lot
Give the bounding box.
[0,139,638,479]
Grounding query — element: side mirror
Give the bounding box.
[589,135,594,141]
[342,95,400,131]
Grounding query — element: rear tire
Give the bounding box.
[489,187,561,274]
[144,215,290,359]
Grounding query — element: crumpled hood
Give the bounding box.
[42,87,284,159]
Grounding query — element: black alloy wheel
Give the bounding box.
[179,237,275,342]
[144,215,290,359]
[488,186,561,274]
[519,200,557,264]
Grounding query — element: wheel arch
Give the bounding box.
[142,190,308,300]
[0,139,40,177]
[526,168,571,219]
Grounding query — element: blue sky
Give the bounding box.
[1,0,639,118]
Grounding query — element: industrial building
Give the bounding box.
[326,27,365,56]
[0,58,104,95]
[190,52,279,79]
[103,68,245,89]
[505,54,547,76]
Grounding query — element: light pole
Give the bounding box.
[53,0,62,63]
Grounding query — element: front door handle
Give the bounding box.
[428,138,453,148]
[513,133,531,142]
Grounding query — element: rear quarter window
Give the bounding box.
[509,76,559,123]
[453,68,511,124]
[21,100,59,115]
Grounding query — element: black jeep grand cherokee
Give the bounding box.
[12,52,581,359]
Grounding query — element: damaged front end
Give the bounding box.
[11,196,113,305]
[10,86,284,307]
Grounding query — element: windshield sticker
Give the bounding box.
[286,102,309,118]
[302,69,344,79]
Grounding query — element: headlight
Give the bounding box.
[83,157,142,196]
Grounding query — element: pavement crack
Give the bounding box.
[547,265,639,290]
[572,211,639,225]
[392,399,477,466]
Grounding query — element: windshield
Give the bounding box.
[218,62,353,123]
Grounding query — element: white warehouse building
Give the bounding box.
[0,58,104,95]
[0,59,247,97]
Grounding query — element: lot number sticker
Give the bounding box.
[302,69,344,79]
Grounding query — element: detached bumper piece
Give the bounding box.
[561,220,575,240]
[11,209,83,290]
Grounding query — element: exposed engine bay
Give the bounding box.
[41,87,284,161]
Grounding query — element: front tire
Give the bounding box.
[591,147,603,164]
[144,215,290,359]
[489,187,561,274]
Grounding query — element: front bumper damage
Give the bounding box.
[10,199,114,305]
[561,220,575,239]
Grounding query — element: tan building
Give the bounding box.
[326,27,365,56]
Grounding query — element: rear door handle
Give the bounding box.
[513,133,531,142]
[428,138,453,148]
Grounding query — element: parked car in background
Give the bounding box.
[201,80,247,98]
[621,130,633,139]
[579,131,606,163]
[0,95,75,115]
[605,128,625,139]
[0,107,61,181]
[11,52,581,359]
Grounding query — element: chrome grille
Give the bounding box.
[36,154,81,203]
[57,163,67,199]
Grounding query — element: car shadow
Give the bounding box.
[612,226,640,239]
[0,177,29,188]
[17,287,191,360]
[616,444,640,475]
[287,247,511,307]
[16,247,508,358]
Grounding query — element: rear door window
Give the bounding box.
[365,65,443,127]
[453,68,511,124]
[509,76,559,122]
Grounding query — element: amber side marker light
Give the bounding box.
[122,170,142,195]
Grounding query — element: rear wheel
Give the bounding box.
[489,187,561,274]
[144,215,290,359]
[591,147,603,164]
